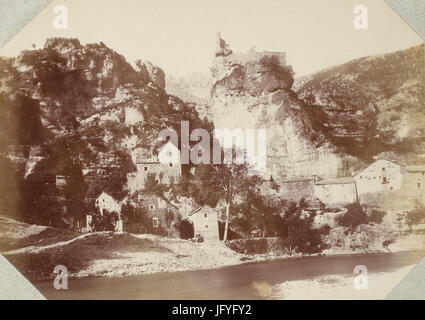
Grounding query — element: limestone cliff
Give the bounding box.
[295,44,425,162]
[210,50,349,183]
[0,38,208,190]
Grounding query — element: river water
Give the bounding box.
[33,251,424,299]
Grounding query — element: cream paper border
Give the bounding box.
[0,0,423,300]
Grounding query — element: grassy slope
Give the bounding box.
[0,216,245,281]
[2,215,424,281]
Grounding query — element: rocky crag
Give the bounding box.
[210,49,351,183]
[210,43,425,183]
[295,44,425,162]
[0,38,208,207]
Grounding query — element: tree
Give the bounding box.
[405,207,425,230]
[336,203,368,230]
[144,173,168,197]
[195,151,260,242]
[63,161,87,230]
[121,201,148,233]
[22,179,62,226]
[277,200,326,253]
[369,209,386,224]
[0,155,25,221]
[90,209,119,232]
[178,219,194,239]
[233,191,283,237]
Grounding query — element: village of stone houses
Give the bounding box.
[0,33,425,286]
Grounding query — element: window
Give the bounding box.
[198,150,203,156]
[204,213,207,218]
[144,167,148,171]
[382,167,385,172]
[169,163,173,167]
[152,218,159,228]
[418,182,422,188]
[168,151,172,157]
[205,225,208,229]
[150,204,155,210]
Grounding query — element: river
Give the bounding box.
[33,251,424,299]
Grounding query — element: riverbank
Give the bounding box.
[1,216,424,281]
[270,264,415,299]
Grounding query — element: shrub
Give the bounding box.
[277,202,327,254]
[178,219,194,239]
[405,207,425,227]
[90,210,119,232]
[369,209,386,224]
[336,203,368,230]
[226,238,270,254]
[259,55,287,78]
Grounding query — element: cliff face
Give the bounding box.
[295,44,425,160]
[0,38,206,182]
[210,51,348,182]
[210,44,425,183]
[166,72,212,121]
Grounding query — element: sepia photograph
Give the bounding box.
[0,0,424,303]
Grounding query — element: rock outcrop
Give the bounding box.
[210,49,348,183]
[295,44,425,161]
[138,60,166,89]
[210,43,425,183]
[0,38,208,188]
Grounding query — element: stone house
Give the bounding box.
[188,205,220,241]
[135,194,179,237]
[127,141,182,193]
[404,165,425,206]
[91,192,123,232]
[280,178,315,203]
[353,159,403,196]
[353,159,425,211]
[314,178,358,206]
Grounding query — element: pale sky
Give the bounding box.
[0,0,423,77]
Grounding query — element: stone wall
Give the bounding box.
[314,180,357,206]
[279,178,314,203]
[136,194,179,237]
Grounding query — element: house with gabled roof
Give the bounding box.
[314,177,358,205]
[352,158,425,211]
[353,158,403,197]
[188,205,220,241]
[127,141,182,193]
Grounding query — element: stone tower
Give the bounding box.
[215,32,232,57]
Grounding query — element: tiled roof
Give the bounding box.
[315,178,355,185]
[406,165,425,172]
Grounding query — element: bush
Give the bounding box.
[336,203,368,230]
[90,210,119,232]
[178,219,194,239]
[277,202,327,254]
[405,207,425,227]
[259,55,289,78]
[369,209,386,224]
[226,238,271,254]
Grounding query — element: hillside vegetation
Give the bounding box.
[295,45,425,160]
